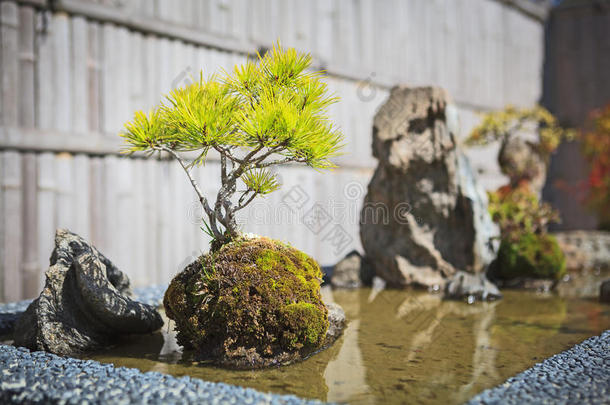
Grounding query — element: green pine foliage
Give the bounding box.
[121,43,343,245]
[464,105,574,161]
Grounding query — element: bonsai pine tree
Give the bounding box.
[465,105,574,189]
[121,43,343,246]
[465,106,570,281]
[465,105,572,160]
[121,44,345,368]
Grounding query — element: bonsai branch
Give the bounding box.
[155,146,223,239]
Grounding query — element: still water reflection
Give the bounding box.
[88,288,610,404]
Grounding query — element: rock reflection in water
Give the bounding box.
[336,288,572,404]
[323,287,371,404]
[86,288,609,405]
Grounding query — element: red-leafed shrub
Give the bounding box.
[581,104,610,229]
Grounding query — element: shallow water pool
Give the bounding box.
[88,287,610,404]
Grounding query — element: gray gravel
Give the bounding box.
[0,300,33,337]
[0,344,323,404]
[131,284,167,307]
[467,330,610,405]
[1,285,324,404]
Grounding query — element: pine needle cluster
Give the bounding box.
[465,105,574,160]
[121,43,343,244]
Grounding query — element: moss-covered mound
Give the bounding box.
[493,232,566,281]
[163,237,330,368]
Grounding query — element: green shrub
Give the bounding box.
[495,232,566,281]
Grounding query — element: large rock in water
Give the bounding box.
[360,86,499,288]
[330,250,374,289]
[13,229,163,356]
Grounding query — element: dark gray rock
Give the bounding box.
[330,250,374,288]
[360,86,498,288]
[0,285,168,337]
[600,280,610,303]
[444,271,502,302]
[13,229,163,356]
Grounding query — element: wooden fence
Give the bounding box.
[0,0,547,301]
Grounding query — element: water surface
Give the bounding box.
[88,288,610,404]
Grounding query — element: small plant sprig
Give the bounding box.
[121,43,343,245]
[465,105,574,161]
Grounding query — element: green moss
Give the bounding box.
[280,302,328,349]
[494,232,566,281]
[163,237,329,362]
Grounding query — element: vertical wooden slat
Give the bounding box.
[131,157,146,286]
[169,160,186,280]
[444,0,460,99]
[143,34,159,109]
[115,156,134,274]
[315,0,333,65]
[1,1,19,126]
[143,157,159,283]
[36,10,54,130]
[171,38,185,91]
[191,0,201,29]
[53,12,72,132]
[101,23,116,134]
[55,153,74,230]
[102,155,118,261]
[37,152,56,292]
[1,152,23,301]
[157,159,171,284]
[71,16,88,133]
[230,0,246,42]
[142,0,155,18]
[73,154,90,238]
[277,0,295,48]
[190,163,207,256]
[89,156,105,249]
[199,0,211,32]
[268,0,280,44]
[207,0,224,37]
[87,21,101,132]
[158,36,170,93]
[21,152,39,298]
[18,5,35,128]
[359,0,374,74]
[181,0,194,29]
[248,0,265,44]
[130,31,144,117]
[115,26,130,132]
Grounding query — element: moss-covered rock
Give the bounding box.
[493,232,566,281]
[163,237,331,368]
